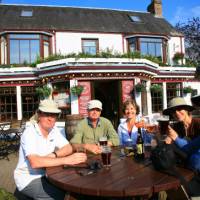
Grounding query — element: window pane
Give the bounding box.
[140,43,148,55]
[156,43,162,57]
[82,40,97,55]
[10,34,39,39]
[31,40,40,62]
[20,40,30,63]
[43,41,49,58]
[10,40,20,64]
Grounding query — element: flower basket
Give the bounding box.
[173,52,184,61]
[150,84,163,93]
[183,86,193,94]
[36,85,51,100]
[70,85,84,96]
[135,83,146,93]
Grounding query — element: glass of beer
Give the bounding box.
[99,136,108,146]
[101,146,112,168]
[157,115,170,139]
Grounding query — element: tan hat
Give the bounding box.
[87,100,102,110]
[38,99,61,114]
[163,97,194,115]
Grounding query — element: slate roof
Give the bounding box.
[0,4,181,36]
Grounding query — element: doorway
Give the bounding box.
[93,80,120,130]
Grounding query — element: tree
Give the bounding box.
[175,17,200,66]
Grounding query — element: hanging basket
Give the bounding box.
[70,85,84,96]
[135,83,146,93]
[150,84,163,93]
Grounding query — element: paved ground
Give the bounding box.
[0,152,18,193]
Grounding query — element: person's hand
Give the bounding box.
[165,136,173,144]
[168,126,178,141]
[64,153,87,165]
[84,144,102,154]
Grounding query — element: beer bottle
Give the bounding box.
[135,127,145,159]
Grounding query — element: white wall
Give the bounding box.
[55,32,124,55]
[183,81,200,94]
[168,36,185,65]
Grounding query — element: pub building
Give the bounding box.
[0,1,199,129]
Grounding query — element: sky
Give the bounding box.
[2,0,200,25]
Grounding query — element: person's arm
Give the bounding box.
[70,120,102,154]
[168,126,188,147]
[181,136,200,155]
[27,151,87,169]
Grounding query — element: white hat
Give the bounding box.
[163,97,194,115]
[87,100,102,110]
[38,99,61,114]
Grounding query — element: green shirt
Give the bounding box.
[70,117,119,146]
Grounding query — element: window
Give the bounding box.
[140,38,162,59]
[21,10,33,17]
[8,34,51,65]
[129,15,141,22]
[82,39,98,55]
[166,83,181,103]
[21,86,39,120]
[127,37,164,61]
[0,87,17,122]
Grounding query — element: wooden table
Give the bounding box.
[46,148,194,199]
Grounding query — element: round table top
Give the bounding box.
[46,147,193,198]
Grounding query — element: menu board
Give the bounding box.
[78,81,91,116]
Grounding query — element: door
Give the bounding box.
[93,80,120,130]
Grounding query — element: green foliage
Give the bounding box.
[183,86,193,94]
[150,84,163,93]
[0,188,16,200]
[135,83,146,93]
[35,85,51,99]
[175,17,200,65]
[70,85,84,96]
[173,52,184,61]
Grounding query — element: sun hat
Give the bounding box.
[87,99,102,110]
[163,97,194,115]
[191,94,200,107]
[38,99,61,114]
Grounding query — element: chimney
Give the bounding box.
[147,0,162,18]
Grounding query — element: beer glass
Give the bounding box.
[101,146,111,168]
[157,115,170,140]
[99,136,108,146]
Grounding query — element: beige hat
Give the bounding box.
[87,99,102,110]
[163,97,194,115]
[38,99,61,114]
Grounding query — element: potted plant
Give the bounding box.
[135,83,146,93]
[183,86,193,94]
[36,85,51,100]
[70,85,84,96]
[173,52,184,64]
[150,84,163,93]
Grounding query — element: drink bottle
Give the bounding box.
[135,127,145,159]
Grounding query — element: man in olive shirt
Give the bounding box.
[70,99,119,154]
